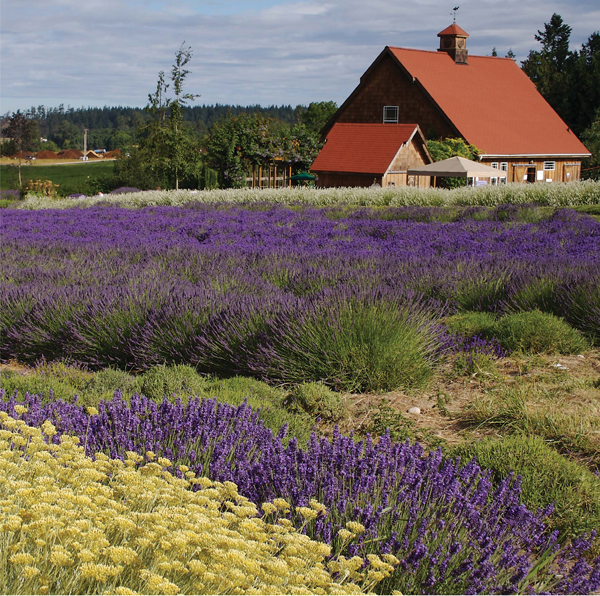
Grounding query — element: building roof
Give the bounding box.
[437,24,469,37]
[407,155,506,177]
[310,123,423,174]
[388,47,590,156]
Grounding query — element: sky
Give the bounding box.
[1,0,598,115]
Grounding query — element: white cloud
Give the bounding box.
[0,0,596,113]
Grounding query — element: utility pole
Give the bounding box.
[83,128,88,161]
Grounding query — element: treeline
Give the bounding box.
[0,104,301,153]
[521,14,600,177]
[521,14,599,138]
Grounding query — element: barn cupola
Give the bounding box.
[437,23,469,64]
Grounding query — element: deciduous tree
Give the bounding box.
[4,110,39,186]
[426,137,480,188]
[137,43,202,190]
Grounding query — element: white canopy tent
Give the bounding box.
[407,156,503,185]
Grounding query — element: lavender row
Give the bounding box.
[2,206,598,378]
[1,391,597,594]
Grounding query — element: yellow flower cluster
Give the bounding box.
[0,413,397,595]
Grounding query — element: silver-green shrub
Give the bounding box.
[17,180,600,210]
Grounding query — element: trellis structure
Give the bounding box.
[245,159,293,188]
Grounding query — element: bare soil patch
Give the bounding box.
[339,349,600,451]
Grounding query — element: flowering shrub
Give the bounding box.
[1,393,598,594]
[0,411,393,595]
[15,179,600,210]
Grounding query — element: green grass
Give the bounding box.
[459,382,600,463]
[0,161,115,191]
[450,434,600,541]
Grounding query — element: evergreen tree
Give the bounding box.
[568,32,600,136]
[522,14,575,126]
[581,108,600,179]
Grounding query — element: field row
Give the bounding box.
[1,205,598,389]
[12,178,600,208]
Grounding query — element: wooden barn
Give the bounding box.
[313,23,590,186]
[310,123,432,188]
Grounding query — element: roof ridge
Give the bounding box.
[388,46,514,60]
[333,122,418,126]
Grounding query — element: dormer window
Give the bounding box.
[383,106,399,123]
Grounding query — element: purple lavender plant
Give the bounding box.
[2,205,598,377]
[1,390,598,594]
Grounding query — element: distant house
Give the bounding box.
[315,23,590,186]
[310,123,432,188]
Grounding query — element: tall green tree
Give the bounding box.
[137,43,201,190]
[522,14,576,126]
[581,108,600,179]
[426,138,480,188]
[568,32,600,136]
[4,111,40,186]
[204,113,324,188]
[296,101,338,135]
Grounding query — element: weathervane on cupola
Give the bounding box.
[438,7,469,64]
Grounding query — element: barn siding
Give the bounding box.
[384,142,431,187]
[315,173,382,187]
[479,158,582,184]
[334,53,456,139]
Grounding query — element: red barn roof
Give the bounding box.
[310,123,424,174]
[388,47,590,156]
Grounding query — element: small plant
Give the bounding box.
[286,381,347,422]
[492,310,589,354]
[84,367,140,401]
[453,350,499,376]
[34,360,93,391]
[369,400,416,443]
[139,364,207,401]
[24,178,59,198]
[445,312,497,338]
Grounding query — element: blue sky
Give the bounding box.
[1,0,598,114]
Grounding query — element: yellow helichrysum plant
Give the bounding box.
[0,413,396,595]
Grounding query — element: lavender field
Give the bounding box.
[1,201,600,594]
[1,203,599,385]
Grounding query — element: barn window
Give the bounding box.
[383,106,399,123]
[543,161,556,171]
[491,162,499,169]
[500,162,508,171]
